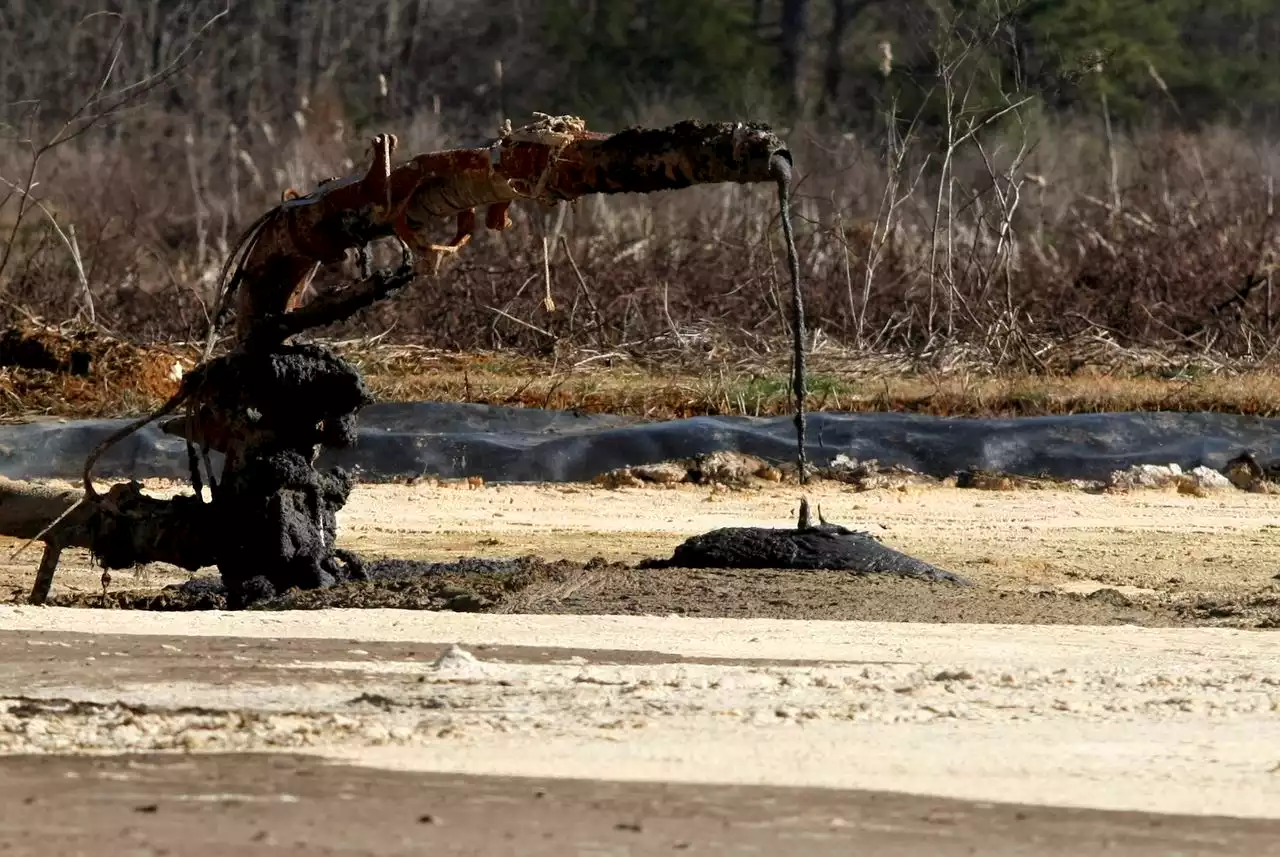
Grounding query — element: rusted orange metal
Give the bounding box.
[209,114,791,347]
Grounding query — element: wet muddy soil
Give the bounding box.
[34,554,1203,627]
[4,752,1279,857]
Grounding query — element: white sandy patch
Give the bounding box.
[3,608,1280,819]
[324,718,1280,820]
[2,606,1278,668]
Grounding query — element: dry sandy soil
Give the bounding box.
[5,477,1280,624]
[2,479,1280,854]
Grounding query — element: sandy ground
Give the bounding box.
[1,616,1279,822]
[6,753,1280,857]
[5,478,1280,621]
[3,479,1280,852]
[338,479,1280,596]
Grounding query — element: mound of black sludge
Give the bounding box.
[640,499,968,584]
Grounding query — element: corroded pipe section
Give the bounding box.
[399,119,789,218]
[215,115,791,346]
[2,478,217,604]
[541,120,791,199]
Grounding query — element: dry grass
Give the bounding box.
[346,348,1280,420]
[4,111,1280,362]
[6,322,1280,423]
[0,320,190,422]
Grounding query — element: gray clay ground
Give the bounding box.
[3,480,1280,854]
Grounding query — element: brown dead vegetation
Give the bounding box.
[0,320,191,421]
[8,322,1280,423]
[5,116,1280,363]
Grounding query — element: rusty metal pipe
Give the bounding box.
[212,116,792,346]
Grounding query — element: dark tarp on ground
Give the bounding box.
[5,404,1278,484]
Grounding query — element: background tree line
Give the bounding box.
[6,0,1279,136]
[3,0,1280,359]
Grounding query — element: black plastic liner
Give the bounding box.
[5,404,1279,484]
